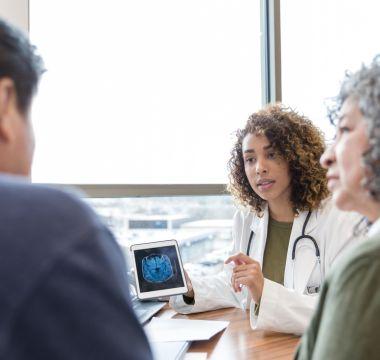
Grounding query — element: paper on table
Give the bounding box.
[184,353,208,360]
[145,317,229,342]
[151,341,190,360]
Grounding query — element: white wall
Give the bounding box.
[0,0,28,33]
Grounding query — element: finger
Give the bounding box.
[183,271,194,294]
[231,273,243,292]
[233,263,260,274]
[225,252,246,264]
[234,276,252,289]
[184,270,192,284]
[231,273,238,292]
[232,270,256,291]
[225,252,254,265]
[233,264,252,273]
[234,270,258,281]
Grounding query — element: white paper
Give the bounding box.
[158,309,177,319]
[184,353,208,360]
[151,341,189,360]
[145,317,229,342]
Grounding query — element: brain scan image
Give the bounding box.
[142,254,174,283]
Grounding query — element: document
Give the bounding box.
[151,341,190,360]
[184,353,207,360]
[145,317,229,342]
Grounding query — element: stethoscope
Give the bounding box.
[246,211,322,294]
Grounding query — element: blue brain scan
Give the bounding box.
[142,254,173,283]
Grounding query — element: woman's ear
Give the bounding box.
[0,77,18,143]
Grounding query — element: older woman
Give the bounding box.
[296,57,380,358]
[170,105,362,335]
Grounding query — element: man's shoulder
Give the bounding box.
[0,176,117,313]
[0,175,107,261]
[0,175,84,206]
[0,175,100,229]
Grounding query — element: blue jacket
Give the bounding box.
[0,176,152,360]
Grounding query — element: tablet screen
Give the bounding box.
[134,245,185,293]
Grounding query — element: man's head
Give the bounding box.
[0,18,44,177]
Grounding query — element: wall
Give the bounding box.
[0,0,28,33]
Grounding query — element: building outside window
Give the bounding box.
[87,196,235,275]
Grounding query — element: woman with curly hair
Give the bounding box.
[170,104,363,335]
[297,57,380,359]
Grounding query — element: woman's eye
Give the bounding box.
[339,126,350,134]
[268,152,276,159]
[245,157,256,164]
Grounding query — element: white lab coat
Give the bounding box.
[170,198,364,335]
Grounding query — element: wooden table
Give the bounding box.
[159,307,299,359]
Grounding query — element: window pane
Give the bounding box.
[87,195,235,276]
[281,0,380,141]
[29,0,261,184]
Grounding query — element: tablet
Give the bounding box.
[130,240,188,300]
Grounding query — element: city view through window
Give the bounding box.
[87,196,236,277]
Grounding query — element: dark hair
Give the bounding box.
[328,56,380,201]
[228,104,329,214]
[0,18,44,114]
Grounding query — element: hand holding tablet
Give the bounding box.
[130,240,188,300]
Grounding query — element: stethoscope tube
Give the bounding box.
[291,211,320,260]
[246,211,322,294]
[246,211,320,257]
[246,231,254,257]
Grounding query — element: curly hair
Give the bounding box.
[228,104,329,214]
[328,55,380,201]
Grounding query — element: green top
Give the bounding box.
[262,217,293,285]
[295,230,380,359]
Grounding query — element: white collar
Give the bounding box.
[368,217,380,237]
[249,205,317,234]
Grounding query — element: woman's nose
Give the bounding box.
[255,159,268,175]
[320,144,336,169]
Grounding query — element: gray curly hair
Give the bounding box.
[328,55,380,201]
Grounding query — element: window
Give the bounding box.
[27,0,263,270]
[29,0,262,184]
[281,0,380,141]
[87,195,234,275]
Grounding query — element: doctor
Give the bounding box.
[170,104,364,335]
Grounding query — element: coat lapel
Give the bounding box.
[249,205,269,267]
